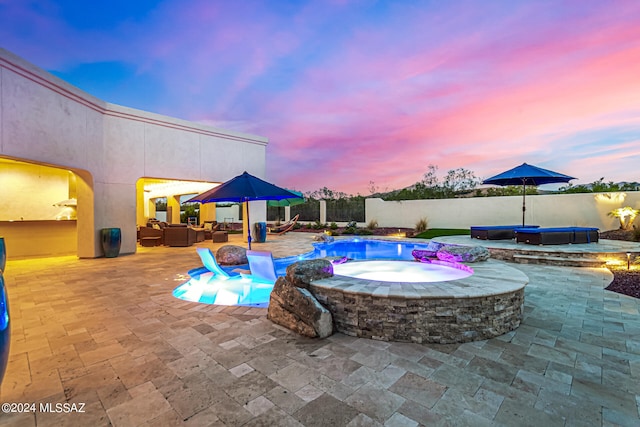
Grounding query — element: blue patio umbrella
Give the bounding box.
[482,163,575,226]
[187,171,303,249]
[266,190,305,207]
[267,189,305,221]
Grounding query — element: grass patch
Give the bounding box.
[413,228,470,239]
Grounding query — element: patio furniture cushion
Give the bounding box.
[515,227,599,245]
[471,225,539,240]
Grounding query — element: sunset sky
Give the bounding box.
[2,1,639,194]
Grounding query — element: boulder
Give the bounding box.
[285,259,333,289]
[313,233,334,242]
[215,245,248,265]
[412,241,447,261]
[269,277,333,338]
[411,249,438,261]
[436,245,490,263]
[267,260,334,338]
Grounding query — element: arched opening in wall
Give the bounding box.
[0,156,93,259]
[135,177,222,231]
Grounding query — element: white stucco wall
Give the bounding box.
[0,48,268,257]
[366,191,640,231]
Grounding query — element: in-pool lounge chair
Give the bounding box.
[192,247,235,279]
[268,214,300,235]
[241,250,278,284]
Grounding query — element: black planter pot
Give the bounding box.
[0,273,9,386]
[254,222,267,243]
[101,228,122,258]
[0,237,5,273]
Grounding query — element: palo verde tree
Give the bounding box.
[385,165,480,200]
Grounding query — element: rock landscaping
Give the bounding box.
[267,259,334,338]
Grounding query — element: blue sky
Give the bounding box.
[2,0,639,194]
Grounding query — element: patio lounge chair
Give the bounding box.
[268,214,300,235]
[241,250,278,284]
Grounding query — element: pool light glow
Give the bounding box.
[332,260,473,283]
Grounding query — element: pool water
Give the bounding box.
[258,238,436,275]
[332,260,473,283]
[173,239,466,306]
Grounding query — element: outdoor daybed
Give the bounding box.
[471,225,539,240]
[515,227,599,245]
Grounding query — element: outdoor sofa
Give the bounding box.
[515,227,599,245]
[471,225,540,240]
[139,221,167,245]
[164,224,197,247]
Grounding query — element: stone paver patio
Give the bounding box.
[1,232,639,426]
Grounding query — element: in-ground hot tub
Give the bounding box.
[310,259,528,344]
[332,259,473,283]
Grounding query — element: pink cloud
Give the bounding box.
[3,1,640,194]
[260,3,640,192]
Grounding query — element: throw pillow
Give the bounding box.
[152,223,161,230]
[204,222,213,231]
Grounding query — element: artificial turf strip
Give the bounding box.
[414,228,471,239]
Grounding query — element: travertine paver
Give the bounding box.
[0,232,639,426]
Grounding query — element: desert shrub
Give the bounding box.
[608,206,640,230]
[330,222,338,230]
[367,219,379,230]
[633,225,640,241]
[415,217,428,233]
[342,226,357,235]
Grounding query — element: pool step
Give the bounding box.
[512,254,604,267]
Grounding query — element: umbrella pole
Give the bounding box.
[246,199,252,250]
[522,180,526,227]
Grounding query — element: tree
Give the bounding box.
[306,187,348,200]
[559,177,632,193]
[441,168,481,197]
[384,165,480,200]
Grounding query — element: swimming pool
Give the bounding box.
[172,238,526,343]
[173,238,438,306]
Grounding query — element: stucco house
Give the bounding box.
[0,48,267,259]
